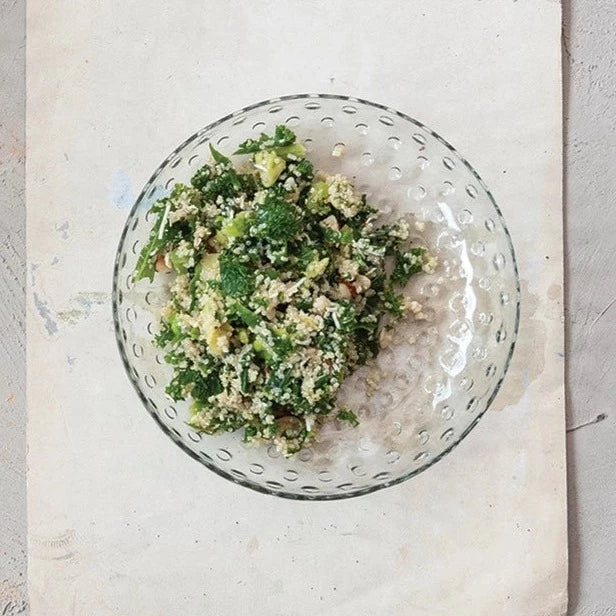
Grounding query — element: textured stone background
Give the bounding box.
[0,0,26,613]
[1,1,614,613]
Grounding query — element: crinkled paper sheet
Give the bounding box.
[26,1,566,614]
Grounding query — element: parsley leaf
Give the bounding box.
[134,199,172,282]
[201,168,243,200]
[391,247,426,285]
[190,164,212,190]
[293,158,313,178]
[192,370,223,403]
[166,367,222,403]
[234,124,297,154]
[383,287,405,318]
[336,408,360,427]
[243,425,258,441]
[255,190,300,241]
[271,124,297,147]
[219,253,254,298]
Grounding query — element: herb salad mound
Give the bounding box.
[135,125,436,455]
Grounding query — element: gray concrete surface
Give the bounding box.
[0,1,614,613]
[563,1,616,613]
[0,0,26,613]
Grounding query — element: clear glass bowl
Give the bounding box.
[112,94,520,500]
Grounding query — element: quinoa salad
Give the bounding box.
[135,125,436,455]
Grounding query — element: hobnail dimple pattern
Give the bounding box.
[112,94,520,500]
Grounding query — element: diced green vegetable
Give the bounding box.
[252,336,273,362]
[231,302,259,328]
[306,181,330,214]
[254,150,286,187]
[305,257,329,279]
[200,253,219,280]
[221,211,250,239]
[275,143,306,159]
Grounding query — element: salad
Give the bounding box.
[135,125,436,455]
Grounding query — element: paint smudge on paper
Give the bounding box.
[32,291,58,334]
[57,291,109,324]
[31,259,108,331]
[56,309,82,324]
[32,291,58,335]
[30,263,58,335]
[110,169,134,209]
[55,220,69,239]
[66,355,77,372]
[74,291,108,311]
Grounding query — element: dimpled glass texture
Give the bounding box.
[113,94,520,500]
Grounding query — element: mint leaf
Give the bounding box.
[209,143,231,165]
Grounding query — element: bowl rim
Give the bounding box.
[111,92,521,501]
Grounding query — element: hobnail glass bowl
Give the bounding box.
[112,94,520,500]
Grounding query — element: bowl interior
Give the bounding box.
[113,94,520,499]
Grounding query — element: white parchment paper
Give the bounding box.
[26,1,566,614]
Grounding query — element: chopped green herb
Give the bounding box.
[234,124,297,154]
[219,253,254,298]
[336,408,360,427]
[255,192,300,241]
[135,125,435,455]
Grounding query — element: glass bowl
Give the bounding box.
[112,94,520,500]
